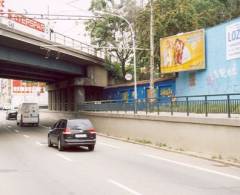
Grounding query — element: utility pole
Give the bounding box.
[149,0,154,99]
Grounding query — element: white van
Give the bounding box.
[17,103,39,126]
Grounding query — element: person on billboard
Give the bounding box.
[174,39,184,64]
[163,40,174,67]
[173,38,191,65]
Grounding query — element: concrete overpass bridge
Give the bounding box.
[0,23,108,111]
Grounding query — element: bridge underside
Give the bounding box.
[0,23,108,111]
[0,61,77,83]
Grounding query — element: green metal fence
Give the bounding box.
[79,93,240,118]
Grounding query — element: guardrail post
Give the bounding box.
[124,100,127,113]
[157,99,160,115]
[145,98,148,115]
[136,99,138,114]
[205,95,208,117]
[227,94,231,118]
[170,98,173,116]
[186,97,189,116]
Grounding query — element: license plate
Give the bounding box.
[75,134,87,138]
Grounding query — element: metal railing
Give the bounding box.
[50,31,106,58]
[79,93,240,118]
[49,31,120,62]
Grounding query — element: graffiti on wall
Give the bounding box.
[207,63,237,85]
[160,88,173,97]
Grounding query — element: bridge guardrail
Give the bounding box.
[50,31,105,59]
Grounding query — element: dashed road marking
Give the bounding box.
[36,141,43,146]
[56,154,73,162]
[23,135,30,138]
[98,142,120,149]
[40,125,49,129]
[14,129,20,133]
[108,179,142,195]
[7,125,12,128]
[142,154,240,181]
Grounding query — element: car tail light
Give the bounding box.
[88,128,96,134]
[63,128,71,135]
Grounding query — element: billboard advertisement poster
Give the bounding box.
[8,9,45,32]
[226,22,240,60]
[160,29,205,74]
[0,0,49,39]
[12,80,46,94]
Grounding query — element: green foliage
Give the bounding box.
[104,59,122,81]
[86,0,139,81]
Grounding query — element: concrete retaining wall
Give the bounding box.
[40,110,240,160]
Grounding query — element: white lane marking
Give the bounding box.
[56,154,73,162]
[98,142,120,149]
[14,129,20,133]
[40,125,49,129]
[23,135,30,138]
[142,154,240,181]
[7,125,12,128]
[108,179,142,195]
[35,141,43,146]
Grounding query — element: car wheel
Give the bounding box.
[58,138,64,151]
[48,136,53,147]
[35,123,39,127]
[88,145,95,151]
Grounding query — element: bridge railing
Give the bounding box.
[50,31,106,59]
[79,93,240,118]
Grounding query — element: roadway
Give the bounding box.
[0,111,240,195]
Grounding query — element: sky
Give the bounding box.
[5,0,93,43]
[3,0,148,44]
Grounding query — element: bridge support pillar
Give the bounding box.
[47,75,106,112]
[74,86,85,111]
[47,79,87,112]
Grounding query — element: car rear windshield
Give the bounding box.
[67,119,93,130]
[22,103,38,113]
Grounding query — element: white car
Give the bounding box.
[17,103,39,127]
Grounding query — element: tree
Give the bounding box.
[85,0,139,80]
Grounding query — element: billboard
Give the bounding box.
[0,0,49,39]
[8,9,45,32]
[226,21,240,60]
[12,80,46,94]
[160,29,205,73]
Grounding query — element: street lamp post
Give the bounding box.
[94,10,138,113]
[149,0,155,99]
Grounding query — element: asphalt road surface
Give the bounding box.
[0,111,240,195]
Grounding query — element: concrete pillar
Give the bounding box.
[52,90,56,110]
[48,91,52,110]
[60,89,64,111]
[67,87,74,111]
[74,86,85,111]
[56,89,61,111]
[46,78,89,112]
